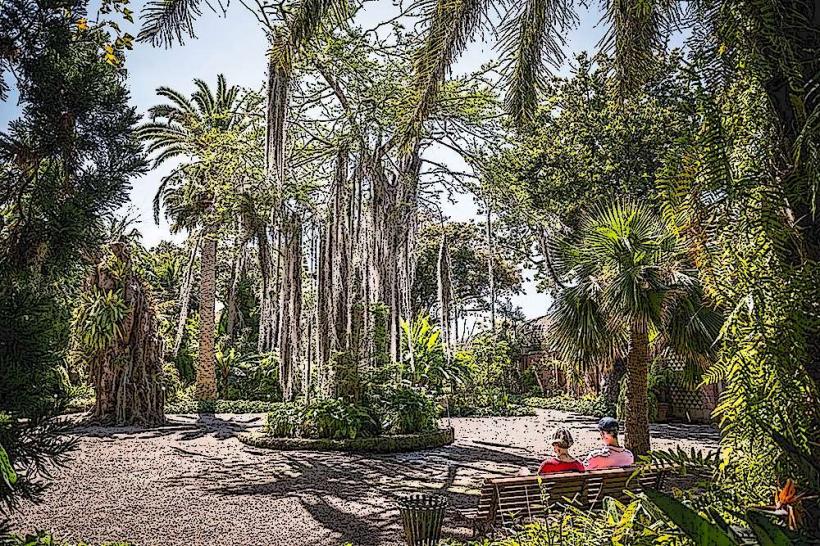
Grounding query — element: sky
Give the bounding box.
[0,1,614,319]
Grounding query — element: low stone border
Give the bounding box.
[238,427,455,453]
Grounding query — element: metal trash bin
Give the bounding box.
[398,493,448,546]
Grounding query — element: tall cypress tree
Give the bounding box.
[0,0,145,523]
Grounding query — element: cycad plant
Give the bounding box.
[549,199,721,454]
[138,75,244,401]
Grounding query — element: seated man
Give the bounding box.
[538,427,584,474]
[583,417,634,470]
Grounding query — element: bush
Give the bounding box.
[380,387,438,434]
[161,363,183,403]
[264,402,303,437]
[165,399,284,414]
[215,343,281,402]
[300,399,380,440]
[264,399,380,440]
[521,394,614,417]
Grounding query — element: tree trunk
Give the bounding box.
[277,214,302,402]
[486,201,496,333]
[196,236,217,401]
[625,321,651,455]
[603,358,626,408]
[87,243,165,425]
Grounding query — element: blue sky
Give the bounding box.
[0,1,614,318]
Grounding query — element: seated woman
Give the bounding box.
[537,427,584,474]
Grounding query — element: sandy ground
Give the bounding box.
[10,409,719,546]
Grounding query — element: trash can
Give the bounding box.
[398,493,448,546]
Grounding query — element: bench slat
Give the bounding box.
[467,465,668,536]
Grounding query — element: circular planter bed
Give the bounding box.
[238,427,455,453]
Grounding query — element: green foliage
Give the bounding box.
[72,285,128,355]
[265,399,380,440]
[522,394,613,418]
[164,399,283,414]
[215,344,280,401]
[0,442,16,489]
[263,403,303,438]
[413,221,523,315]
[300,399,380,440]
[400,314,469,391]
[379,387,438,434]
[444,333,533,417]
[644,489,805,546]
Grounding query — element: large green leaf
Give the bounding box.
[0,443,17,487]
[644,488,737,546]
[745,510,801,546]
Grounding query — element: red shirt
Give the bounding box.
[538,457,584,474]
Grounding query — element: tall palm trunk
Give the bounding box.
[625,321,651,455]
[196,235,218,400]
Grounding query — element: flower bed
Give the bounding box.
[238,427,455,453]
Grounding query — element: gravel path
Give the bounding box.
[10,410,719,546]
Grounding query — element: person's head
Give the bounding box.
[551,427,574,455]
[596,417,620,446]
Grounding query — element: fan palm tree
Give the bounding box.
[138,75,243,401]
[549,199,721,455]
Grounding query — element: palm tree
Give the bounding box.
[138,75,243,401]
[548,199,721,455]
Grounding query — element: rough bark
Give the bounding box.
[486,202,496,333]
[437,232,454,353]
[87,243,165,425]
[258,52,291,354]
[277,213,302,402]
[603,358,626,408]
[196,236,217,401]
[172,237,199,357]
[625,321,651,455]
[368,147,421,363]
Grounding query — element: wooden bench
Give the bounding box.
[458,466,667,537]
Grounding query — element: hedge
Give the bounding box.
[520,395,614,417]
[164,400,284,414]
[239,427,455,453]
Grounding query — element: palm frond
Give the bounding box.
[404,0,491,143]
[600,0,682,95]
[498,0,576,126]
[137,0,204,48]
[192,78,216,115]
[155,86,200,116]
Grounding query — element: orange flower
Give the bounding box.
[77,18,88,31]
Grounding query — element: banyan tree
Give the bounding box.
[72,242,165,425]
[136,0,500,402]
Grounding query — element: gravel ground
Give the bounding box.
[10,410,719,546]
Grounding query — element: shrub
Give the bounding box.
[161,363,183,403]
[301,399,381,440]
[380,387,438,434]
[521,394,614,417]
[264,399,381,440]
[165,399,283,414]
[264,403,303,437]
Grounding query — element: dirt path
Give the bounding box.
[10,410,719,546]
